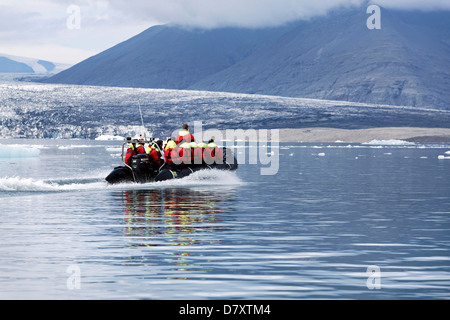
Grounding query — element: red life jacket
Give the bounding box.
[164,148,173,163]
[214,147,224,164]
[193,148,203,165]
[175,129,195,145]
[203,147,215,165]
[204,146,223,165]
[170,147,184,165]
[136,145,145,154]
[124,145,146,166]
[181,148,192,165]
[125,148,135,166]
[149,148,161,164]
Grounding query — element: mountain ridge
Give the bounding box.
[45,7,450,109]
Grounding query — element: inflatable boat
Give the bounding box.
[105,138,238,184]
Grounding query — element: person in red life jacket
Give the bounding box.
[171,145,184,167]
[164,139,176,162]
[180,142,193,166]
[134,139,163,177]
[148,140,163,165]
[124,141,146,166]
[204,139,224,165]
[192,141,204,167]
[166,140,185,169]
[175,124,195,145]
[164,140,177,169]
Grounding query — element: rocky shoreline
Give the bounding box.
[271,127,450,143]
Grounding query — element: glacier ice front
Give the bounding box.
[0,144,40,159]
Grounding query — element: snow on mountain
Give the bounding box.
[0,57,34,73]
[45,7,450,109]
[0,54,71,74]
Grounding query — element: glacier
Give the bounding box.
[1,77,449,139]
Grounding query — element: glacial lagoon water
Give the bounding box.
[0,139,449,299]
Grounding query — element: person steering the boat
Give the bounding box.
[175,124,195,145]
[124,141,146,166]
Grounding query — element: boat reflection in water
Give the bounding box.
[117,187,237,274]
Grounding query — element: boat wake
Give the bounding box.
[0,169,243,195]
[152,169,243,187]
[0,176,106,193]
[108,169,244,190]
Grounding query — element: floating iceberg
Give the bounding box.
[95,135,124,141]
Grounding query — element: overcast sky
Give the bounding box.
[0,0,449,64]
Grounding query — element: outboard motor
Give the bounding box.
[131,154,152,183]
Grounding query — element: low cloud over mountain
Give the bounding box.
[46,7,450,109]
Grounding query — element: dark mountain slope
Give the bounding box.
[46,25,289,89]
[190,9,450,108]
[46,7,450,109]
